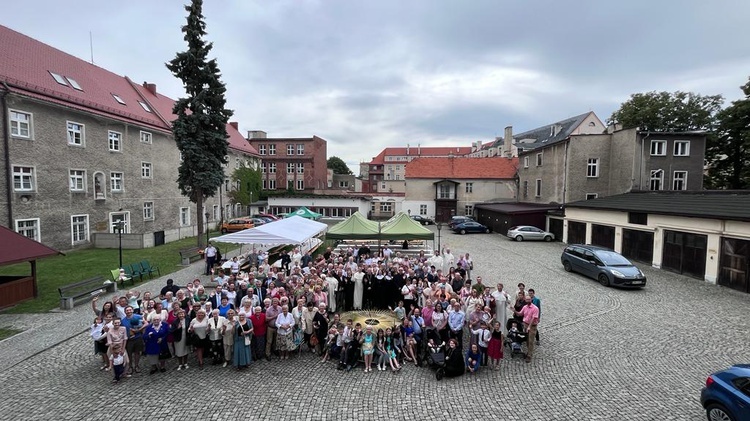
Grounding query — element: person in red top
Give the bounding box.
[250,306,267,361]
[515,295,539,363]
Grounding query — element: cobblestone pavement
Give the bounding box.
[1,231,749,420]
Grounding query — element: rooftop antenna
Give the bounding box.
[89,31,94,64]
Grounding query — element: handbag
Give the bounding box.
[158,346,172,360]
[241,324,251,346]
[187,331,198,346]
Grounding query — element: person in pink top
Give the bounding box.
[515,296,539,363]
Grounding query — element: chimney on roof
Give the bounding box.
[418,143,421,156]
[143,82,157,95]
[406,144,410,155]
[229,122,239,130]
[503,126,513,158]
[248,130,267,139]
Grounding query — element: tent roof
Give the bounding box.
[0,225,62,266]
[284,206,322,219]
[379,212,434,240]
[326,212,434,241]
[212,215,327,245]
[326,211,380,239]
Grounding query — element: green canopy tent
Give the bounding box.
[325,211,381,240]
[326,211,434,241]
[283,206,322,220]
[379,212,434,240]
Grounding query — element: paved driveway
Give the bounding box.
[1,230,748,420]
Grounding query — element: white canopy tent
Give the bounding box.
[211,215,328,246]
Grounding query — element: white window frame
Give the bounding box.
[650,140,666,156]
[235,157,240,169]
[70,214,89,245]
[287,163,294,174]
[465,205,474,216]
[268,179,276,189]
[213,205,220,221]
[9,109,32,139]
[269,163,276,174]
[259,144,266,155]
[143,201,154,221]
[269,144,276,155]
[110,172,123,192]
[535,179,542,197]
[419,204,427,215]
[523,156,529,168]
[380,202,392,212]
[109,212,130,234]
[650,169,664,191]
[465,182,473,193]
[296,179,304,190]
[12,165,35,192]
[297,163,304,174]
[287,144,294,155]
[587,158,599,178]
[108,130,122,152]
[141,162,152,179]
[67,121,85,146]
[15,218,40,242]
[261,162,267,173]
[438,184,451,199]
[297,144,304,155]
[339,180,349,188]
[140,131,152,144]
[69,169,86,192]
[673,141,690,157]
[536,153,543,166]
[179,207,190,226]
[673,171,688,191]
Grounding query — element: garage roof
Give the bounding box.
[475,202,560,214]
[566,191,750,222]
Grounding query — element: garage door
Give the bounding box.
[718,237,750,293]
[548,218,563,242]
[567,221,586,244]
[591,224,615,249]
[622,229,654,263]
[662,230,707,279]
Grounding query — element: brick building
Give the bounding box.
[247,131,328,192]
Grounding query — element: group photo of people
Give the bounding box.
[90,243,541,383]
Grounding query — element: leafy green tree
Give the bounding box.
[707,77,750,189]
[608,91,723,132]
[228,164,262,207]
[327,156,353,175]
[166,0,233,247]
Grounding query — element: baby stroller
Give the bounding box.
[425,339,447,380]
[505,321,528,359]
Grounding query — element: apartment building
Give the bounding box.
[247,131,328,193]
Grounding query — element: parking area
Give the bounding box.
[1,229,748,420]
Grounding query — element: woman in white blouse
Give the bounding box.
[275,305,296,360]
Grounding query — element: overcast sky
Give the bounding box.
[4,0,750,171]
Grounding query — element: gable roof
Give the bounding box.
[405,157,518,179]
[499,112,598,151]
[369,146,473,165]
[567,191,750,222]
[0,225,62,266]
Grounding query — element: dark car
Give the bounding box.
[451,221,490,234]
[701,364,750,421]
[410,215,435,225]
[560,244,646,288]
[448,215,474,229]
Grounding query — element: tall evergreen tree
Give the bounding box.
[167,0,233,247]
[708,77,750,189]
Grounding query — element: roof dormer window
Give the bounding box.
[66,77,83,91]
[49,71,68,86]
[112,94,126,105]
[138,101,152,112]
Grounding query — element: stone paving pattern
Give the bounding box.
[1,230,749,420]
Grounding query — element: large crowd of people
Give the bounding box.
[91,243,541,383]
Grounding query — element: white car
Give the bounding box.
[507,225,554,242]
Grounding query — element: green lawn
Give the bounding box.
[0,234,232,314]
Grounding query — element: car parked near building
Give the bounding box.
[220,218,255,234]
[451,221,491,235]
[561,244,646,288]
[410,215,435,225]
[254,213,280,221]
[701,364,750,421]
[507,226,555,242]
[448,215,474,229]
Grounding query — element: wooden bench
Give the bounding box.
[58,276,115,310]
[179,246,203,266]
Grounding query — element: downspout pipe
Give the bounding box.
[640,131,651,190]
[1,82,12,227]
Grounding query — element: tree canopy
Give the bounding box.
[228,164,261,207]
[166,0,232,246]
[608,91,723,132]
[327,156,353,175]
[707,77,750,189]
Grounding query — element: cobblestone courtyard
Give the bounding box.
[1,229,748,420]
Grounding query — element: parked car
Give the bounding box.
[507,225,555,242]
[410,215,435,225]
[701,364,750,421]
[448,215,474,229]
[251,217,268,226]
[220,218,255,234]
[451,221,491,234]
[254,213,280,221]
[560,244,646,288]
[252,215,274,224]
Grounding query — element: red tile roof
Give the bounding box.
[405,157,518,179]
[0,225,61,266]
[369,146,473,165]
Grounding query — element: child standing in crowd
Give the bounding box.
[361,325,375,372]
[487,321,504,370]
[465,343,481,374]
[471,320,491,367]
[109,345,126,383]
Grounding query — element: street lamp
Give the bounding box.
[205,212,210,245]
[114,220,125,269]
[436,222,443,253]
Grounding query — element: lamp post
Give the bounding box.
[205,212,210,245]
[114,220,125,269]
[436,222,443,253]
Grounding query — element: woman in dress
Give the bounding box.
[233,313,252,369]
[374,328,387,371]
[352,268,364,310]
[144,315,169,374]
[432,302,449,344]
[312,304,328,355]
[275,305,295,360]
[221,309,236,367]
[188,309,209,369]
[171,310,189,370]
[443,338,465,378]
[487,320,504,370]
[383,327,402,372]
[166,301,181,358]
[360,325,375,372]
